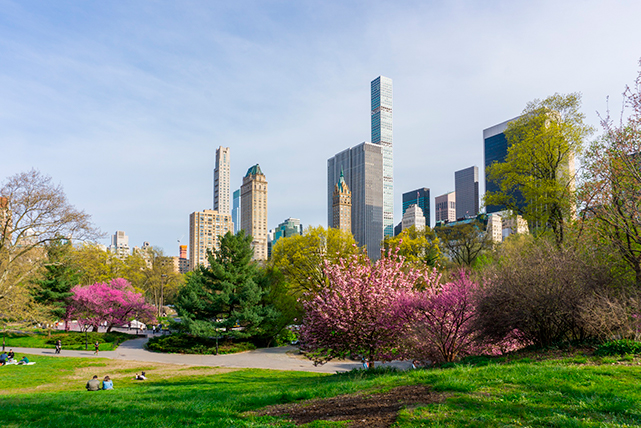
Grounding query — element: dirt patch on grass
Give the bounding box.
[253,385,443,427]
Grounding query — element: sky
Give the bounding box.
[2,0,640,256]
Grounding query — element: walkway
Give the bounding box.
[8,336,411,374]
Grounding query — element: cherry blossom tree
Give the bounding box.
[300,251,428,367]
[66,278,156,332]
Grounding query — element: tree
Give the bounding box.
[0,170,100,318]
[435,220,493,267]
[381,226,442,267]
[175,231,279,339]
[135,247,183,316]
[31,239,79,323]
[395,270,485,363]
[580,63,641,285]
[66,278,156,332]
[269,226,361,297]
[299,251,425,367]
[485,93,593,245]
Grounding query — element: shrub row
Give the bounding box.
[145,333,256,355]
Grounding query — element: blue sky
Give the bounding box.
[2,0,641,256]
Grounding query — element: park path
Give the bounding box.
[8,335,411,374]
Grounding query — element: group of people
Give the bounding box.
[85,372,147,390]
[86,375,113,391]
[0,350,31,366]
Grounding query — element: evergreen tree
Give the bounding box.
[175,231,279,339]
[31,239,79,321]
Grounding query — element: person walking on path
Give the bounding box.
[94,341,99,355]
[55,340,62,354]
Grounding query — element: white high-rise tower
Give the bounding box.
[371,76,394,237]
[213,146,230,215]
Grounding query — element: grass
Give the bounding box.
[2,330,138,351]
[1,351,641,427]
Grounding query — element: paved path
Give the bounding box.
[7,336,411,374]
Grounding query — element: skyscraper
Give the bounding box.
[455,166,479,220]
[402,188,430,228]
[213,146,231,215]
[435,192,456,223]
[332,169,352,234]
[110,231,129,258]
[371,76,394,237]
[188,209,234,271]
[328,142,383,259]
[401,204,426,231]
[241,164,268,261]
[484,118,519,213]
[231,189,241,234]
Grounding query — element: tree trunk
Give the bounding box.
[106,324,113,333]
[92,325,98,332]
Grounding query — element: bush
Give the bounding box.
[145,333,256,354]
[595,340,641,356]
[475,237,618,348]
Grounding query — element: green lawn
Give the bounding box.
[1,352,640,427]
[2,330,139,351]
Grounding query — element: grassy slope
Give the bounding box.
[1,353,641,427]
[3,330,138,351]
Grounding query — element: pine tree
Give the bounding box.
[31,239,79,321]
[176,231,279,339]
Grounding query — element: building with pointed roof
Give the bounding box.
[240,164,268,261]
[332,169,352,234]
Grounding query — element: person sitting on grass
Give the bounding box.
[7,349,15,361]
[18,356,29,365]
[86,375,100,391]
[0,352,7,366]
[102,376,113,390]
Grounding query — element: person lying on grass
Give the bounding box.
[133,372,146,380]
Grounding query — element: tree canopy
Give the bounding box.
[435,220,493,267]
[485,93,592,244]
[382,226,442,268]
[269,226,361,298]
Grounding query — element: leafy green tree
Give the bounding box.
[269,226,361,297]
[175,231,279,339]
[381,226,442,267]
[435,220,493,267]
[485,93,593,245]
[135,247,183,316]
[31,239,79,323]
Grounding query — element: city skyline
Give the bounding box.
[2,1,641,256]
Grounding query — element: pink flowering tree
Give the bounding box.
[300,251,427,367]
[66,278,157,332]
[396,270,525,364]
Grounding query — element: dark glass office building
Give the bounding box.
[483,117,521,214]
[402,188,430,228]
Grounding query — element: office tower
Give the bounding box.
[402,188,430,228]
[232,189,241,234]
[435,192,456,223]
[455,166,479,220]
[213,146,231,214]
[484,118,520,213]
[241,164,268,261]
[371,76,394,237]
[110,231,130,258]
[401,204,426,231]
[269,217,303,257]
[178,245,189,274]
[332,170,352,234]
[188,209,234,271]
[328,142,383,259]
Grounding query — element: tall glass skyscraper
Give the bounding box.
[231,189,240,234]
[455,166,479,220]
[371,76,394,237]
